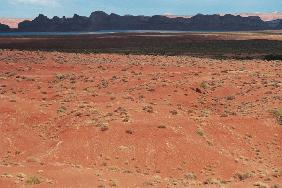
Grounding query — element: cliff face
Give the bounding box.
[12,11,282,32]
[274,20,282,29]
[18,14,91,32]
[0,18,29,28]
[0,23,10,32]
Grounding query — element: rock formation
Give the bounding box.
[3,11,281,32]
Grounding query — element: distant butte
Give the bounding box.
[0,18,30,28]
[165,12,282,21]
[1,11,282,32]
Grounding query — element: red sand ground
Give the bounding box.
[0,50,281,187]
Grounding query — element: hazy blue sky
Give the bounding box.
[1,0,282,18]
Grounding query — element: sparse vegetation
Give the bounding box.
[234,172,252,181]
[271,108,282,125]
[109,179,118,187]
[169,110,178,115]
[264,54,282,61]
[200,82,209,89]
[1,34,282,60]
[0,48,281,187]
[196,129,204,136]
[1,173,13,178]
[57,106,67,113]
[143,106,154,113]
[25,176,42,185]
[226,95,235,100]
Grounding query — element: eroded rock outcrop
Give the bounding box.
[14,11,280,32]
[0,23,10,32]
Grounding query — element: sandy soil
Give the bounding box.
[0,50,281,187]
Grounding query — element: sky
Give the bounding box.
[0,0,282,18]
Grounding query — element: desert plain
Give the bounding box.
[0,33,281,187]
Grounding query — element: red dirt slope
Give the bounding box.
[0,50,281,187]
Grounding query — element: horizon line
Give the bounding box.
[1,10,282,19]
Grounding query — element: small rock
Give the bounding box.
[195,88,202,93]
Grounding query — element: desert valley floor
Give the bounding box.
[0,50,281,187]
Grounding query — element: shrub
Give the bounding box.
[25,176,42,185]
[264,54,282,61]
[234,172,252,181]
[143,106,153,113]
[196,129,204,136]
[200,82,209,89]
[272,108,282,125]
